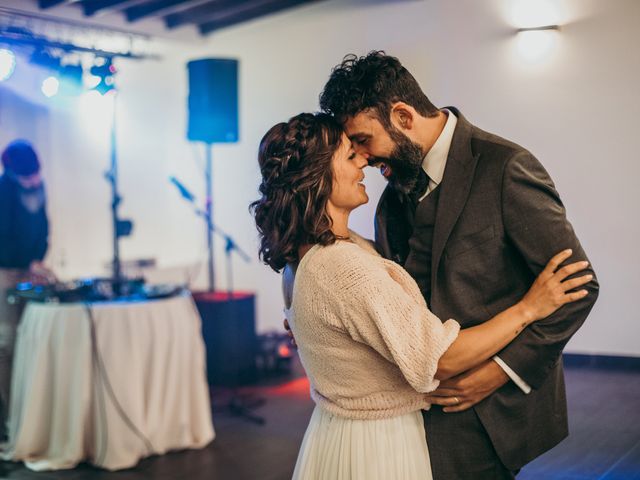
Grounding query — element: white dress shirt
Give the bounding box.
[418,109,532,394]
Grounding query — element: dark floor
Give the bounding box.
[1,358,639,480]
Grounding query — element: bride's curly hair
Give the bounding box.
[250,113,343,272]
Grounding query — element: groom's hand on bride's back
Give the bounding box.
[425,359,509,413]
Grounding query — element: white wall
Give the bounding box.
[193,0,639,356]
[1,0,637,356]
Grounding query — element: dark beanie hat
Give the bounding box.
[1,140,40,176]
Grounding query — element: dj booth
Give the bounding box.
[2,291,216,471]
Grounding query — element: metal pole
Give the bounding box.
[226,246,233,300]
[110,92,122,294]
[205,143,215,292]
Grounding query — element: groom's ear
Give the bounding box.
[390,102,414,132]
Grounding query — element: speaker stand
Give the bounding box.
[205,142,215,292]
[211,387,265,425]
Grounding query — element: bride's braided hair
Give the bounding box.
[251,113,343,272]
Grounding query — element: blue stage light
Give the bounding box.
[90,57,116,95]
[41,76,59,98]
[84,73,101,89]
[30,48,60,71]
[59,63,83,96]
[0,48,16,81]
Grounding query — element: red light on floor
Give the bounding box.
[278,344,292,358]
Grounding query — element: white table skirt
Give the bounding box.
[2,293,215,471]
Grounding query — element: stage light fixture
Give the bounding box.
[60,63,83,84]
[95,75,116,95]
[59,63,84,96]
[41,76,59,98]
[84,72,101,89]
[0,48,16,82]
[30,48,60,71]
[90,57,116,95]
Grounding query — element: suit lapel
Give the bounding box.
[374,185,392,259]
[431,108,480,294]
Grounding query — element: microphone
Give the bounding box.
[169,176,195,202]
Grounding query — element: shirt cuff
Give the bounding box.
[493,355,532,394]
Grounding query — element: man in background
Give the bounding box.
[0,140,53,437]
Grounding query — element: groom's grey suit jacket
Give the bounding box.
[374,108,599,470]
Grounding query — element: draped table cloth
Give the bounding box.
[2,293,215,471]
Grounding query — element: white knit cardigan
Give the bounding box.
[285,231,460,420]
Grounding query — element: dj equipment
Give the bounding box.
[6,278,184,304]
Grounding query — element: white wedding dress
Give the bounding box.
[292,405,433,479]
[284,307,434,480]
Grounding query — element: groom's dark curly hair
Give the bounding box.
[319,51,439,130]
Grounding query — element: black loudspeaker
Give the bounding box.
[187,58,239,143]
[194,292,257,386]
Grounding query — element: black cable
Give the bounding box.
[92,330,109,466]
[85,303,109,465]
[84,303,154,464]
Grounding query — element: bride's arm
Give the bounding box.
[435,250,591,380]
[282,264,298,346]
[336,247,590,393]
[282,263,297,309]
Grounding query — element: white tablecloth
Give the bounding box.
[2,293,215,471]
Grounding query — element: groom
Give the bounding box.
[318,52,599,479]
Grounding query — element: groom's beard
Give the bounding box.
[371,129,424,195]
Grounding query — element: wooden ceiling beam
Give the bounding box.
[198,0,321,35]
[38,0,80,9]
[83,0,146,16]
[165,0,251,29]
[125,0,210,22]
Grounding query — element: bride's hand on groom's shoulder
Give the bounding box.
[519,249,592,323]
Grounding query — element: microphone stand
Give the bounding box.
[169,179,262,424]
[197,207,251,298]
[205,144,214,292]
[174,189,251,294]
